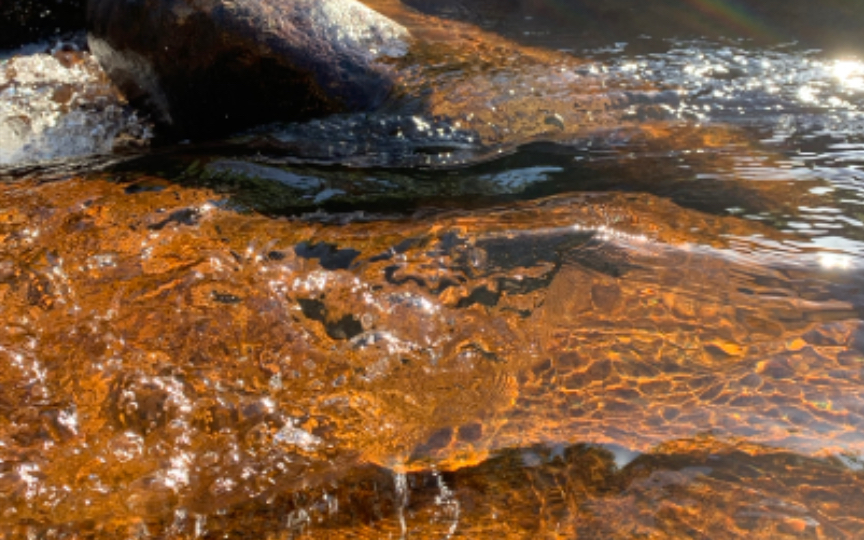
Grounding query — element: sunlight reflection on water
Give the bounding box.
[3,6,864,538]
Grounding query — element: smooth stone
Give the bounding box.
[86,0,411,137]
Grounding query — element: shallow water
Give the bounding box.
[2,2,864,538]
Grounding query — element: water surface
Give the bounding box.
[1,2,864,538]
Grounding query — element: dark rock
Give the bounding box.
[0,0,86,51]
[86,0,410,138]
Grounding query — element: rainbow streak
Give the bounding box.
[520,0,792,44]
[681,0,783,42]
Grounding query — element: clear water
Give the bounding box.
[1,2,864,538]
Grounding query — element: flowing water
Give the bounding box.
[2,2,864,538]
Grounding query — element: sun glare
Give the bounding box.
[818,252,853,270]
[832,59,864,91]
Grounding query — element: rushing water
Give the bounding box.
[2,2,864,539]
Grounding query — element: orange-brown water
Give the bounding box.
[3,1,864,538]
[1,148,863,537]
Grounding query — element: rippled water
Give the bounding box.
[2,2,864,538]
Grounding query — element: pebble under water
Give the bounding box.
[2,2,864,538]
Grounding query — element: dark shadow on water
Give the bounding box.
[86,132,853,241]
[0,0,85,51]
[402,0,864,56]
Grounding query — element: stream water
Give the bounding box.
[2,2,864,538]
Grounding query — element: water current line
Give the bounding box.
[193,514,207,539]
[433,471,461,540]
[393,471,409,539]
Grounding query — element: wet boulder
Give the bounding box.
[85,0,411,137]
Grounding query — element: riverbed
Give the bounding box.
[1,2,864,538]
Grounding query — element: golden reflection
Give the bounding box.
[1,171,863,536]
[2,2,864,537]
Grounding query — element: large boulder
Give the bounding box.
[86,0,411,137]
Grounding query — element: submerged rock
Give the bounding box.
[1,166,864,536]
[86,0,410,137]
